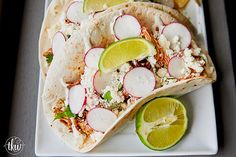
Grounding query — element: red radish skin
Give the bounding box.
[113,15,141,40]
[84,47,104,69]
[123,67,156,98]
[162,22,191,50]
[86,107,117,132]
[66,1,87,24]
[52,32,66,55]
[68,85,86,114]
[93,71,112,94]
[168,56,187,79]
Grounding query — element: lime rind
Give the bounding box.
[136,97,188,151]
[83,0,134,13]
[98,37,155,73]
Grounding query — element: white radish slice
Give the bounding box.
[87,107,117,132]
[162,23,191,50]
[66,1,88,24]
[168,56,187,79]
[113,15,141,40]
[52,32,66,55]
[93,71,112,94]
[123,67,156,98]
[68,85,86,114]
[84,48,104,69]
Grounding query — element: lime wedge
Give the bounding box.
[83,0,132,13]
[99,38,155,73]
[136,97,188,150]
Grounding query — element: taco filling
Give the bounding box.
[52,14,209,140]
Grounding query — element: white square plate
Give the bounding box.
[35,0,218,156]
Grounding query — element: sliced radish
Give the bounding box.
[168,56,187,79]
[66,1,88,24]
[162,23,191,50]
[87,107,117,132]
[68,85,86,114]
[84,48,104,69]
[52,32,66,55]
[123,67,156,98]
[93,71,112,94]
[113,15,141,40]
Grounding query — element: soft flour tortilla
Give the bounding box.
[42,2,216,153]
[39,0,75,78]
[39,0,197,78]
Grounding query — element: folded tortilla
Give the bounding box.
[39,0,78,78]
[42,1,216,153]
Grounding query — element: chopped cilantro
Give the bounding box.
[54,112,65,120]
[64,105,76,118]
[46,54,53,64]
[54,105,76,121]
[103,91,112,102]
[118,83,123,91]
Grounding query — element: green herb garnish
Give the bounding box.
[54,105,76,121]
[103,91,112,102]
[46,53,53,64]
[118,83,123,91]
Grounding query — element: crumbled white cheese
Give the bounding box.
[193,48,201,56]
[171,36,181,52]
[157,68,168,78]
[118,63,131,81]
[183,48,195,62]
[166,49,175,58]
[80,67,100,110]
[102,86,124,105]
[147,56,157,67]
[85,94,100,111]
[100,64,131,107]
[119,63,131,73]
[101,71,125,106]
[188,62,204,73]
[182,48,205,74]
[162,77,177,86]
[158,34,170,50]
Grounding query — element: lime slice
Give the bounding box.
[83,0,132,13]
[99,38,155,73]
[136,97,188,150]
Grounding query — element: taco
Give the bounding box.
[42,1,216,153]
[39,0,196,78]
[39,0,88,77]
